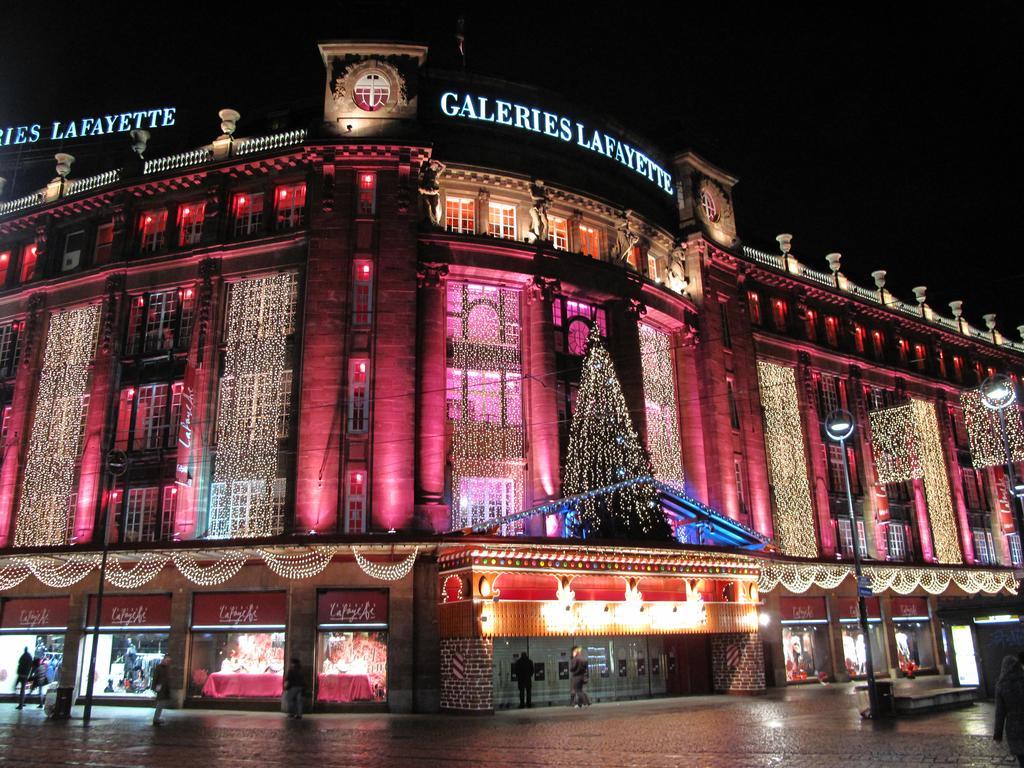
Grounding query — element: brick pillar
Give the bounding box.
[167,586,190,706]
[58,590,86,691]
[675,322,709,505]
[711,632,765,693]
[797,355,834,557]
[0,294,46,546]
[440,637,494,712]
[287,584,316,711]
[609,298,648,447]
[524,277,561,536]
[414,263,450,533]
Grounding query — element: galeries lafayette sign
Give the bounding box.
[0,107,177,147]
[439,91,675,196]
[317,590,388,626]
[1,597,69,631]
[192,592,287,628]
[87,594,172,629]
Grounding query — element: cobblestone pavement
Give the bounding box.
[0,684,1017,767]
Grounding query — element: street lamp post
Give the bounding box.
[825,408,881,719]
[980,375,1024,568]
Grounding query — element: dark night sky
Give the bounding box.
[2,2,1022,334]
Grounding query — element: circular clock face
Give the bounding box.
[700,189,720,222]
[353,72,391,112]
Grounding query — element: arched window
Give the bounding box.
[567,319,590,356]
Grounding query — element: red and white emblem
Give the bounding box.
[353,72,390,112]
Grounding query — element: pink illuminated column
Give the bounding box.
[797,357,835,557]
[0,294,46,547]
[675,320,709,505]
[524,277,561,536]
[912,478,937,562]
[414,262,450,533]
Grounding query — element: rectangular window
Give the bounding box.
[871,330,885,359]
[207,478,286,539]
[94,222,114,265]
[734,457,746,514]
[123,486,160,543]
[0,250,9,285]
[962,468,983,510]
[233,192,265,237]
[952,355,964,383]
[61,230,86,272]
[771,299,788,331]
[277,369,292,440]
[356,173,376,216]
[853,324,865,354]
[837,517,868,559]
[139,210,167,253]
[549,216,569,251]
[897,338,909,363]
[887,523,908,562]
[134,383,168,450]
[445,197,475,234]
[487,201,517,240]
[627,244,642,271]
[804,309,817,342]
[747,291,762,326]
[824,315,839,347]
[0,322,22,378]
[345,470,367,533]
[275,183,307,230]
[177,202,206,246]
[457,476,516,528]
[78,394,90,454]
[937,349,947,378]
[0,405,11,442]
[19,244,37,283]
[726,378,740,430]
[913,343,927,372]
[647,253,659,282]
[353,261,373,326]
[827,443,846,492]
[719,302,732,349]
[161,486,178,541]
[578,224,601,258]
[348,359,369,433]
[973,528,993,565]
[1009,533,1023,567]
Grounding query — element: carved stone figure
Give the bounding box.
[525,179,550,244]
[612,212,640,265]
[418,159,446,227]
[668,242,688,292]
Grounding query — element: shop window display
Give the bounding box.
[190,631,286,698]
[78,633,168,698]
[317,631,387,702]
[894,622,935,675]
[0,634,63,690]
[839,624,887,678]
[781,626,831,683]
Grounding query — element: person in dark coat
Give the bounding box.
[995,654,1024,767]
[28,656,48,708]
[284,658,304,719]
[569,646,590,708]
[151,655,173,726]
[513,651,534,709]
[15,647,32,709]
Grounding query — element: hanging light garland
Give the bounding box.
[353,546,419,581]
[209,274,294,539]
[14,305,102,547]
[28,554,101,588]
[869,403,921,484]
[171,550,247,586]
[960,388,1024,468]
[258,546,337,579]
[105,552,169,589]
[447,283,525,534]
[756,361,818,558]
[638,324,684,490]
[758,560,1016,596]
[0,560,31,590]
[910,399,962,565]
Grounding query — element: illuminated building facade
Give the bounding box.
[0,39,1019,712]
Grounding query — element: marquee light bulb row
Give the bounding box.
[562,325,664,537]
[960,388,1024,469]
[14,305,102,548]
[756,361,818,558]
[870,399,962,564]
[447,283,525,534]
[639,324,685,490]
[759,560,1017,596]
[209,274,295,540]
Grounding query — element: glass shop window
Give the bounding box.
[275,183,307,230]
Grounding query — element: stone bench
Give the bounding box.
[892,686,977,714]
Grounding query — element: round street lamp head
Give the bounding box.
[981,374,1016,411]
[824,409,855,442]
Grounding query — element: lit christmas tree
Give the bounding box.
[562,324,670,540]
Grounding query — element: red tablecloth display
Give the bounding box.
[317,673,374,702]
[201,672,283,698]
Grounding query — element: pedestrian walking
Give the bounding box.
[151,655,173,726]
[569,646,590,708]
[284,658,304,719]
[995,654,1024,767]
[513,651,534,709]
[28,655,48,708]
[14,647,32,709]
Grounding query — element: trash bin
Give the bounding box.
[46,686,73,720]
[855,681,895,718]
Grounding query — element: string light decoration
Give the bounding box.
[869,399,962,564]
[258,547,337,579]
[960,388,1024,468]
[759,560,1017,596]
[209,274,294,539]
[171,550,247,585]
[28,554,101,588]
[105,552,169,589]
[352,546,419,581]
[447,283,525,534]
[562,325,668,539]
[756,361,818,558]
[638,324,684,489]
[0,561,31,590]
[14,305,101,547]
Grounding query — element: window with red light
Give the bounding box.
[233,192,264,237]
[824,315,839,346]
[345,469,367,533]
[93,222,114,266]
[348,359,369,433]
[896,338,909,363]
[952,355,964,382]
[113,380,182,452]
[139,210,167,253]
[771,298,788,331]
[578,224,601,259]
[853,325,865,354]
[549,216,568,251]
[987,366,997,379]
[627,244,642,271]
[487,201,517,240]
[353,261,373,326]
[161,486,178,541]
[445,197,475,233]
[357,173,376,216]
[936,349,947,378]
[646,253,660,282]
[0,321,23,379]
[747,291,762,326]
[0,250,10,286]
[125,288,195,354]
[871,330,885,359]
[913,344,927,371]
[19,243,37,283]
[275,183,307,230]
[177,202,206,246]
[804,309,817,341]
